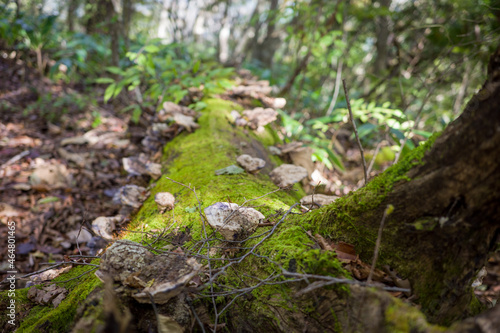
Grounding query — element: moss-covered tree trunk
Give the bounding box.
[3,50,500,333]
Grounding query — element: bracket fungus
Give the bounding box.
[204,202,264,241]
[300,194,339,209]
[236,154,266,174]
[242,107,278,130]
[269,164,308,188]
[96,240,201,304]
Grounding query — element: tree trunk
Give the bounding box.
[2,49,500,333]
[251,0,279,68]
[122,0,133,50]
[67,0,79,32]
[109,0,120,67]
[373,0,391,75]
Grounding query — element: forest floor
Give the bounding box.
[0,56,498,309]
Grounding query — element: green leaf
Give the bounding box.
[173,90,188,103]
[91,110,102,128]
[38,196,60,204]
[131,107,142,124]
[215,165,245,175]
[106,66,125,75]
[356,123,377,139]
[113,81,127,98]
[414,130,433,139]
[104,83,116,103]
[217,79,233,89]
[95,77,115,84]
[325,148,345,172]
[144,45,160,53]
[185,207,197,213]
[193,60,201,74]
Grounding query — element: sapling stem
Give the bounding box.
[367,204,394,284]
[342,79,368,185]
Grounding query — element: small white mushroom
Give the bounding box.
[204,202,264,241]
[236,154,266,173]
[155,192,175,213]
[300,194,339,210]
[269,164,308,188]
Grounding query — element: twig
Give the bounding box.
[366,140,383,177]
[0,263,66,284]
[367,204,394,284]
[393,85,436,164]
[0,150,30,170]
[342,79,368,185]
[53,267,98,285]
[187,296,207,333]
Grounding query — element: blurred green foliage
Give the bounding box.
[1,0,498,171]
[99,42,235,122]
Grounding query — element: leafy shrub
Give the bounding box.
[99,42,235,122]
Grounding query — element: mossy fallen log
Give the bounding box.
[2,49,500,332]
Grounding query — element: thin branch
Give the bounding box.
[366,140,384,177]
[53,267,98,285]
[343,79,368,185]
[367,204,394,284]
[393,85,436,164]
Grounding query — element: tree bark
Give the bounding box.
[66,0,79,32]
[373,0,391,75]
[251,0,279,68]
[3,48,500,333]
[122,0,133,50]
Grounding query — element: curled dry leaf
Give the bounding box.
[160,102,198,120]
[0,202,22,219]
[66,228,93,244]
[57,148,88,168]
[289,146,314,176]
[278,141,304,154]
[30,162,73,190]
[28,284,68,308]
[29,266,72,284]
[158,315,184,333]
[123,155,162,179]
[112,185,147,208]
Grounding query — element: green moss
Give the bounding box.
[127,97,302,249]
[385,300,446,333]
[302,133,441,258]
[16,262,101,332]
